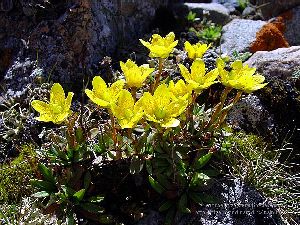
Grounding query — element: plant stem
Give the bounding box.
[110,112,120,159]
[216,90,243,127]
[206,86,232,129]
[131,87,137,102]
[151,58,164,94]
[66,119,75,149]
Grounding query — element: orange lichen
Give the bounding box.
[250,17,289,53]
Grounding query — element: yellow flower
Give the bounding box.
[120,59,154,88]
[31,83,73,124]
[179,59,218,92]
[136,84,188,127]
[111,90,144,129]
[85,76,125,108]
[217,59,267,93]
[184,41,211,60]
[168,79,193,102]
[139,32,178,58]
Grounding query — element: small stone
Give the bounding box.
[183,3,230,25]
[242,6,256,17]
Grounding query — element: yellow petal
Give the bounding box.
[50,83,65,105]
[85,89,110,107]
[179,64,191,81]
[153,84,171,107]
[253,74,265,83]
[35,114,53,123]
[64,92,74,111]
[53,112,70,124]
[92,76,107,95]
[161,118,180,128]
[190,59,206,80]
[31,100,50,113]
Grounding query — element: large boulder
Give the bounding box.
[0,0,168,99]
[229,47,300,156]
[219,19,266,55]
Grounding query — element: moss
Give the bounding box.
[225,132,271,161]
[222,131,300,223]
[0,145,38,203]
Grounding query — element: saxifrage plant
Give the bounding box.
[30,32,267,224]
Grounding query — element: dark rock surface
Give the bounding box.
[252,0,300,19]
[230,47,300,159]
[137,178,282,225]
[283,5,300,46]
[0,0,168,99]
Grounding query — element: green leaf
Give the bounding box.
[195,153,212,170]
[130,157,144,174]
[56,148,68,161]
[149,176,165,194]
[98,215,114,224]
[189,192,203,205]
[191,172,210,187]
[89,128,99,139]
[66,210,75,225]
[75,127,85,144]
[145,160,153,175]
[88,195,104,203]
[80,203,104,214]
[164,207,175,225]
[38,163,56,184]
[84,171,92,190]
[157,174,172,189]
[73,189,85,202]
[201,169,220,177]
[178,193,190,213]
[32,191,50,198]
[30,179,56,193]
[159,200,173,212]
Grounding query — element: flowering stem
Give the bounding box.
[66,119,75,149]
[131,87,137,102]
[109,112,120,159]
[206,87,232,129]
[216,90,243,127]
[188,91,197,132]
[151,58,164,93]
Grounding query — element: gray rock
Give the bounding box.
[242,6,256,17]
[219,19,266,55]
[240,47,300,154]
[227,94,274,135]
[253,0,300,19]
[283,5,300,46]
[0,0,168,97]
[137,178,281,225]
[212,0,239,14]
[245,46,300,80]
[184,3,230,25]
